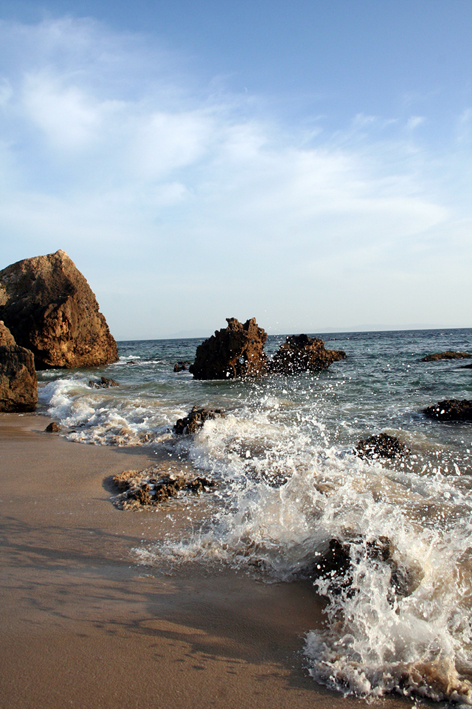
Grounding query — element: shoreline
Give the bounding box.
[0,413,439,708]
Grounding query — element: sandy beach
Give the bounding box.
[0,413,439,709]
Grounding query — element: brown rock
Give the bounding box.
[0,250,118,369]
[421,351,472,362]
[88,376,119,389]
[355,433,409,460]
[270,334,346,374]
[112,467,215,509]
[423,399,472,422]
[189,317,267,380]
[45,421,61,432]
[0,321,15,346]
[0,343,38,412]
[174,406,225,435]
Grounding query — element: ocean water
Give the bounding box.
[37,328,472,704]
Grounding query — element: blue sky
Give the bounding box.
[0,1,471,339]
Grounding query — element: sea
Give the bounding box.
[37,327,472,704]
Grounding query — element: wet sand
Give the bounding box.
[0,414,439,709]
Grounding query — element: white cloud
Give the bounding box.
[0,17,470,337]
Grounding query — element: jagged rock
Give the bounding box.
[421,351,472,362]
[270,334,346,374]
[0,326,38,411]
[355,433,409,460]
[174,361,191,372]
[112,466,215,509]
[0,250,118,369]
[45,421,61,432]
[89,376,119,389]
[309,537,421,600]
[189,318,267,380]
[174,406,225,434]
[423,399,472,422]
[0,321,15,346]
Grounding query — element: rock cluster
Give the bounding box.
[112,466,214,509]
[423,399,472,422]
[421,351,472,362]
[270,334,346,374]
[0,250,118,369]
[189,318,267,380]
[0,321,38,412]
[174,361,191,372]
[174,406,225,434]
[355,433,409,460]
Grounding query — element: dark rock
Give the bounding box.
[421,351,472,362]
[45,421,61,432]
[355,433,409,460]
[310,536,420,600]
[270,334,346,374]
[174,361,191,372]
[89,376,119,389]
[174,406,225,435]
[423,399,472,422]
[0,339,38,412]
[189,317,267,380]
[112,467,215,509]
[0,250,118,369]
[460,363,472,369]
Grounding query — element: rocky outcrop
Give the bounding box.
[421,351,472,362]
[355,433,409,460]
[189,318,267,380]
[423,399,472,422]
[0,250,118,369]
[270,334,346,374]
[174,406,225,434]
[0,322,38,412]
[112,466,215,509]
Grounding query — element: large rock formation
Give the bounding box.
[0,321,38,411]
[0,250,118,369]
[189,318,268,380]
[270,334,346,374]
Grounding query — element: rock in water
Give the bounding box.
[270,334,346,374]
[0,322,38,411]
[421,351,472,362]
[423,399,472,422]
[0,250,118,369]
[189,317,267,380]
[355,433,409,460]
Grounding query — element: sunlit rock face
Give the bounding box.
[0,250,118,369]
[270,333,346,374]
[0,321,38,411]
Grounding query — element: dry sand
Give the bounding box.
[0,414,438,709]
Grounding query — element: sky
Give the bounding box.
[0,0,471,339]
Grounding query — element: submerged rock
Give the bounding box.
[0,250,118,369]
[88,376,119,389]
[270,334,346,374]
[423,399,472,422]
[421,351,472,362]
[189,317,267,380]
[174,406,225,435]
[112,466,215,509]
[355,433,409,460]
[310,537,421,600]
[174,361,191,372]
[0,321,38,412]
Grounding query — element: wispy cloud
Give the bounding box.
[0,17,470,337]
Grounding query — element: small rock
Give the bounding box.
[421,351,472,362]
[45,421,61,432]
[174,406,225,435]
[89,376,119,389]
[174,361,191,372]
[422,399,472,422]
[355,433,409,460]
[112,467,215,509]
